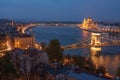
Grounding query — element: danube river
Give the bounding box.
[32,26,120,75]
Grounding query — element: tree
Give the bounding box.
[0,53,17,79]
[116,67,120,77]
[96,65,106,74]
[45,40,63,63]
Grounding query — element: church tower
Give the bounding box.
[12,20,14,27]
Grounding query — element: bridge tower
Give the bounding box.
[91,33,101,46]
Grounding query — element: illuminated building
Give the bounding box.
[14,34,35,49]
[0,31,8,50]
[0,38,7,50]
[81,17,97,29]
[0,52,5,57]
[0,31,12,57]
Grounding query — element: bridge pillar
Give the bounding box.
[91,33,101,46]
[90,47,101,56]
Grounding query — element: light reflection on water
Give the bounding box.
[32,26,120,75]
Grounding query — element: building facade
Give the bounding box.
[14,34,35,49]
[81,17,97,29]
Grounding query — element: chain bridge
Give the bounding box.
[17,23,76,34]
[62,33,120,50]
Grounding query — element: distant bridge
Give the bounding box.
[17,23,77,34]
[17,24,42,33]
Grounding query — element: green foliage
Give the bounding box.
[45,40,63,63]
[0,53,17,75]
[116,67,120,77]
[96,65,106,74]
[3,63,17,75]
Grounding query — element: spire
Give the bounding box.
[83,17,86,23]
[12,20,14,27]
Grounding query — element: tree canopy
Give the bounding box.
[0,53,17,75]
[45,39,63,63]
[116,67,120,77]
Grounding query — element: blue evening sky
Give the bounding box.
[0,0,120,22]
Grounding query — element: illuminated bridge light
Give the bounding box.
[91,33,101,46]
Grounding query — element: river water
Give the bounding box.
[32,26,120,75]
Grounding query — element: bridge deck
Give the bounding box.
[63,42,120,50]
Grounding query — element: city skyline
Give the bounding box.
[0,0,120,22]
[0,1,120,79]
